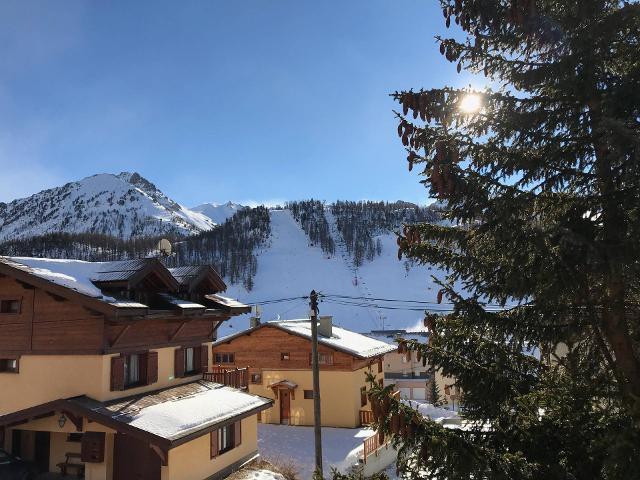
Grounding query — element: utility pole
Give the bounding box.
[310,290,323,478]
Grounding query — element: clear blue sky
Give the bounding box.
[0,1,479,206]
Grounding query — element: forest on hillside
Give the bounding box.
[0,201,439,289]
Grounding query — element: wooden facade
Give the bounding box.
[0,272,227,358]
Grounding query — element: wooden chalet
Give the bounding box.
[212,317,395,428]
[0,256,271,480]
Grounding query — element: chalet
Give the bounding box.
[367,329,460,409]
[0,256,273,480]
[212,317,396,428]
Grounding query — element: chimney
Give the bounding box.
[250,317,261,329]
[318,316,333,338]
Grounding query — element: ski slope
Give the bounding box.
[221,209,450,337]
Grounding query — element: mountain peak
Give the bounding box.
[0,172,215,241]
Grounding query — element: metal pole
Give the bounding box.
[310,290,323,477]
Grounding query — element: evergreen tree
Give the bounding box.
[367,1,640,479]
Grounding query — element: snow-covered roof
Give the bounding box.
[156,293,206,310]
[70,380,272,442]
[0,257,232,315]
[204,294,251,312]
[215,319,396,359]
[268,380,298,389]
[2,256,116,300]
[272,320,396,359]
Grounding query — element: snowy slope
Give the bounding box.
[221,209,451,337]
[191,201,246,225]
[0,172,215,240]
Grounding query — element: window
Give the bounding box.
[0,299,20,314]
[123,353,141,387]
[219,424,234,454]
[67,433,83,443]
[215,353,235,364]
[309,352,334,366]
[319,353,333,365]
[251,373,262,384]
[281,352,290,361]
[360,387,367,407]
[304,390,314,400]
[184,347,196,374]
[211,422,241,458]
[0,358,18,373]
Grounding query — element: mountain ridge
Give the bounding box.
[0,172,215,241]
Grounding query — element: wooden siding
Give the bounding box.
[0,277,223,356]
[212,325,369,372]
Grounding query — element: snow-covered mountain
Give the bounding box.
[0,172,215,241]
[219,207,449,337]
[192,202,246,225]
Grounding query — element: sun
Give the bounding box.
[459,94,482,114]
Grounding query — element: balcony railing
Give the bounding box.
[203,366,249,390]
[363,432,390,464]
[360,409,375,426]
[384,371,431,380]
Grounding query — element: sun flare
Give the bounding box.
[459,93,482,113]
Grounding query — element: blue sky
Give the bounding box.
[0,1,479,206]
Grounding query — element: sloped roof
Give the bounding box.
[169,265,226,293]
[69,380,272,443]
[214,320,396,359]
[0,256,232,317]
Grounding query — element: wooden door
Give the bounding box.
[280,390,291,424]
[114,433,160,480]
[34,431,50,472]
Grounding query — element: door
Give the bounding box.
[34,431,50,472]
[280,390,291,425]
[11,430,22,457]
[114,433,161,480]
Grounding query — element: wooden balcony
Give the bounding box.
[203,366,249,390]
[360,409,375,426]
[363,431,389,464]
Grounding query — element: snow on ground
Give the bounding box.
[230,469,285,480]
[401,400,460,423]
[257,424,373,479]
[221,209,452,337]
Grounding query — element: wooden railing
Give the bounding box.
[203,366,249,389]
[360,409,374,426]
[363,431,389,464]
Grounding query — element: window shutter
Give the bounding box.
[81,432,105,463]
[210,430,219,458]
[377,357,383,374]
[200,345,209,373]
[110,356,125,391]
[308,353,312,366]
[174,348,185,378]
[147,351,159,385]
[234,421,242,447]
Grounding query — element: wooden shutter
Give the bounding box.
[377,357,383,374]
[210,430,219,458]
[81,432,105,463]
[147,351,159,385]
[174,348,185,378]
[234,421,242,447]
[200,345,209,372]
[110,356,125,391]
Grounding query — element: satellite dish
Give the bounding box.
[157,238,172,257]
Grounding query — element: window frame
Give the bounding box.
[280,352,290,361]
[250,372,262,384]
[0,358,19,374]
[184,346,197,375]
[303,389,314,400]
[214,352,235,364]
[123,353,142,388]
[360,386,367,407]
[218,424,235,454]
[0,298,21,315]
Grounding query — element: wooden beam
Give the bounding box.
[110,325,131,348]
[169,322,188,342]
[62,410,83,432]
[150,444,168,466]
